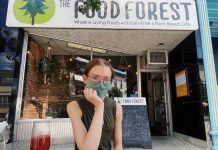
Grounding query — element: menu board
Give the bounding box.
[118,97,152,149]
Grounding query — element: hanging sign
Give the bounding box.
[175,69,189,97]
[6,0,198,30]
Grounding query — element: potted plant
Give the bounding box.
[37,56,50,84]
[79,0,101,14]
[37,56,61,84]
[30,100,43,119]
[45,107,57,118]
[108,87,123,98]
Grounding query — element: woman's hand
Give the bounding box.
[83,87,104,108]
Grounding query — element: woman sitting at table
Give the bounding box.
[67,58,123,150]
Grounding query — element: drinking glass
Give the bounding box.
[30,121,51,150]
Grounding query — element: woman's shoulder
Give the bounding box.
[67,100,77,107]
[67,101,79,112]
[67,95,85,107]
[67,95,85,106]
[67,100,83,118]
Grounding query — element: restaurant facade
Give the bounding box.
[1,0,218,149]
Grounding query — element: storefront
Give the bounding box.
[1,0,218,149]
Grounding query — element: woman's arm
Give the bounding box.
[114,102,123,150]
[67,88,104,150]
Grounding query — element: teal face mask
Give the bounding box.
[86,79,111,98]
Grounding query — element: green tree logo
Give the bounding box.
[13,0,55,25]
[20,0,48,25]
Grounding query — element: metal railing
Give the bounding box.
[0,96,9,108]
[14,118,74,144]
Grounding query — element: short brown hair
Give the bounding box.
[84,58,115,79]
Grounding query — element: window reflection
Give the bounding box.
[0,28,20,122]
[21,39,134,119]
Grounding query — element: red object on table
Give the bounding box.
[30,135,50,150]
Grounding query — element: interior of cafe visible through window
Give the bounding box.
[20,37,137,119]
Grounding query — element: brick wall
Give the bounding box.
[22,39,60,119]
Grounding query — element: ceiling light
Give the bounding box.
[47,39,52,50]
[75,57,89,63]
[67,42,106,53]
[48,45,51,50]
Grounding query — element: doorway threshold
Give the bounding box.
[7,137,204,150]
[125,136,204,150]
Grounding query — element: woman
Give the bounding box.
[67,58,123,150]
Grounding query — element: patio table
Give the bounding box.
[7,141,74,150]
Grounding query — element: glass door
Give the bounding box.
[152,73,168,135]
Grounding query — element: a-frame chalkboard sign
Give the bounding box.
[118,97,152,149]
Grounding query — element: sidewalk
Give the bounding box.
[6,136,204,150]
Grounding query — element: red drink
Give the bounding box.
[30,135,50,150]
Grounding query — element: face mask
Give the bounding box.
[86,79,111,98]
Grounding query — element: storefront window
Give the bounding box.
[20,39,134,119]
[0,27,22,122]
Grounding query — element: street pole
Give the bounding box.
[196,0,218,149]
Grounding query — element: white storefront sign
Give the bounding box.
[6,0,198,30]
[117,97,147,105]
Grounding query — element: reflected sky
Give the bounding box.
[0,28,19,71]
[0,53,16,70]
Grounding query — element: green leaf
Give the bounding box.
[24,10,31,16]
[78,0,101,14]
[38,57,50,73]
[41,5,48,10]
[20,5,27,10]
[38,8,45,14]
